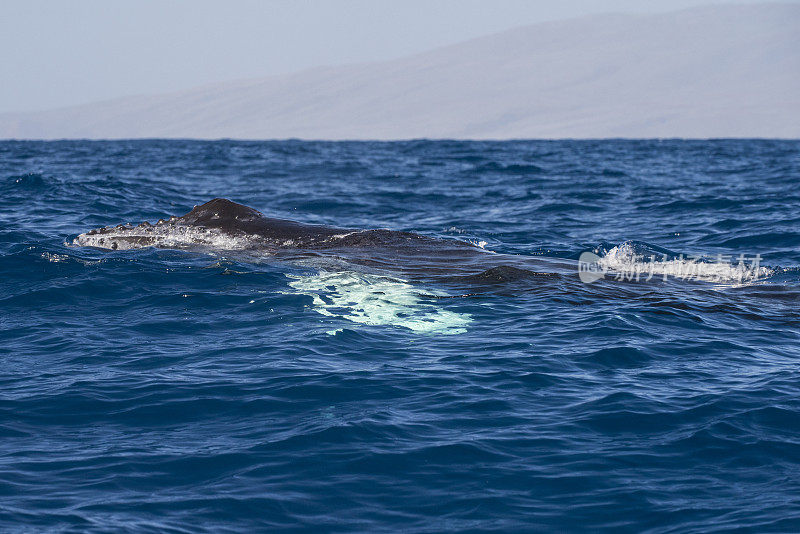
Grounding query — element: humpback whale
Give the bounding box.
[71,199,768,333]
[73,198,576,287]
[75,198,473,251]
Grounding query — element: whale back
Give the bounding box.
[73,197,484,255]
[179,198,265,227]
[176,198,347,242]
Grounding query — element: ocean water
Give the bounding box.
[1,139,800,532]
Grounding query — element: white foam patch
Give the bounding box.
[598,242,772,283]
[41,252,70,263]
[287,271,470,334]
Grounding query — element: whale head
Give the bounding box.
[72,198,264,250]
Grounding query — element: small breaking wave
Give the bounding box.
[596,241,772,284]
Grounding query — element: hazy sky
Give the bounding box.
[1,0,795,113]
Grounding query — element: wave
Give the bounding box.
[475,162,545,174]
[595,241,773,284]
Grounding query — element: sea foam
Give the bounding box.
[598,242,772,284]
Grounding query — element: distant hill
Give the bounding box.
[1,3,798,139]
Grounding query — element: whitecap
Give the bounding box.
[598,242,772,284]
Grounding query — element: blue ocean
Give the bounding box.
[2,139,800,533]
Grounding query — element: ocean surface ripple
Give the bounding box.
[1,139,800,532]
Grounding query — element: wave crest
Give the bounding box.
[597,241,772,284]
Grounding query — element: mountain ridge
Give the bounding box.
[2,3,798,139]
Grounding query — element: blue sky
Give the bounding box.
[1,0,795,113]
